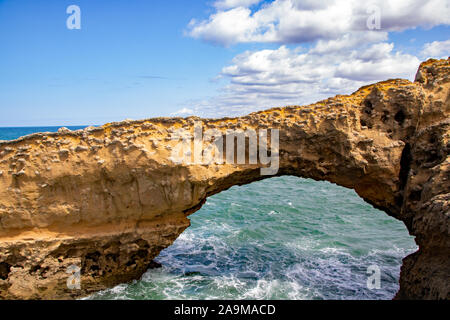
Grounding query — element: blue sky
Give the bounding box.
[0,0,449,126]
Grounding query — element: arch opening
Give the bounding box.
[89,176,417,300]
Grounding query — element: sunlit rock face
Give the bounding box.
[0,58,448,300]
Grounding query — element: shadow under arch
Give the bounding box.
[89,176,417,300]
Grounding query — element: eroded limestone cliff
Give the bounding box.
[0,58,448,300]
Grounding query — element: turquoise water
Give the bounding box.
[1,127,418,300]
[0,126,87,141]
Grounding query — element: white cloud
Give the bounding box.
[335,43,420,81]
[171,108,194,116]
[421,40,450,59]
[184,0,444,118]
[188,41,420,118]
[188,0,450,46]
[214,0,262,10]
[187,7,261,46]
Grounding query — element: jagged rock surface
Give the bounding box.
[0,59,448,300]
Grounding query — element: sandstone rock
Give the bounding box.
[0,58,448,300]
[58,127,71,134]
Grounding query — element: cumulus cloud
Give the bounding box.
[421,40,450,59]
[309,32,388,54]
[335,43,420,81]
[188,41,420,118]
[213,0,262,10]
[187,0,450,46]
[171,108,194,116]
[183,0,445,117]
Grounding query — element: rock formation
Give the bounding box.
[0,58,448,300]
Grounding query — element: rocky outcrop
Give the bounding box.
[0,58,448,300]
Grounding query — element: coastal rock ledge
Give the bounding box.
[0,58,448,300]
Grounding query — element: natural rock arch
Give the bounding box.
[137,175,417,301]
[0,58,448,299]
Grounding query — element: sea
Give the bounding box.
[0,126,418,300]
